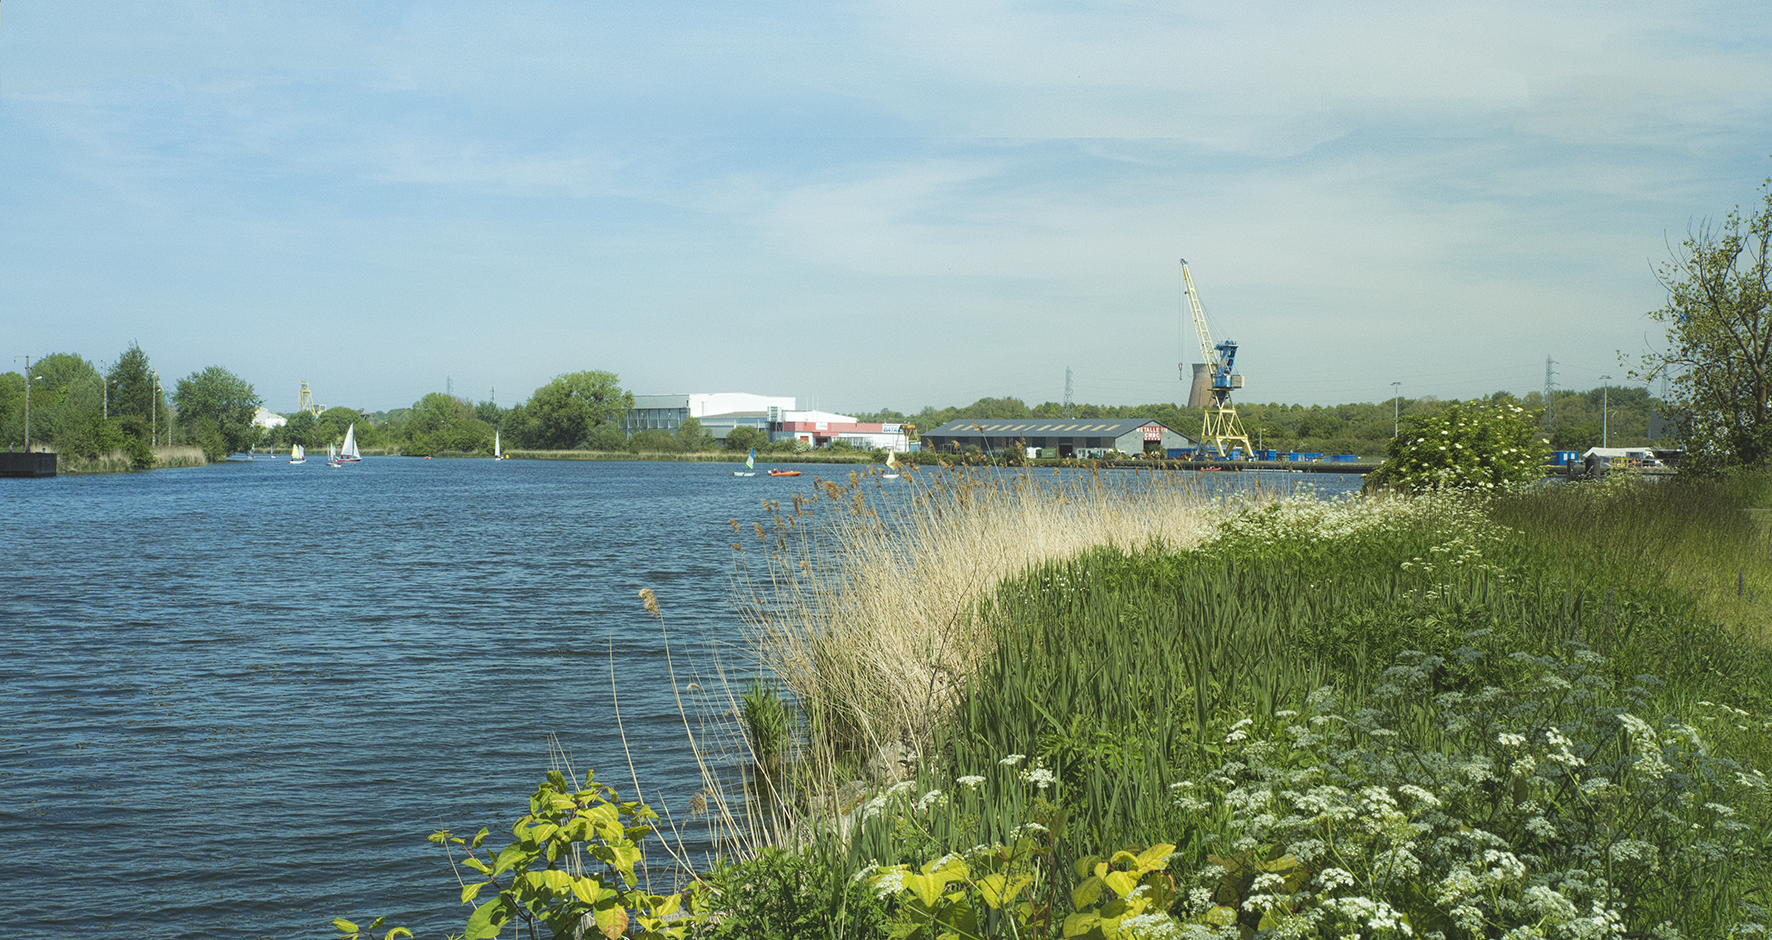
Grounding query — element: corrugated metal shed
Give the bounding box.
[923,419,1167,437]
[921,419,1192,457]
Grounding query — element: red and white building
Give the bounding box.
[769,408,912,453]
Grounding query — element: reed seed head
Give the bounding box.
[637,587,660,616]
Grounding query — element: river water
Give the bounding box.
[1,457,1357,939]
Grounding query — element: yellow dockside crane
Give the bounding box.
[1179,259,1254,459]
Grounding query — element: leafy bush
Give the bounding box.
[708,847,889,940]
[337,769,708,940]
[1367,400,1546,491]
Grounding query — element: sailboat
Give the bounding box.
[882,450,900,480]
[288,443,306,465]
[732,448,756,477]
[494,430,505,460]
[341,424,362,462]
[327,442,341,468]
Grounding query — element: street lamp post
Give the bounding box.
[1391,382,1402,438]
[22,355,31,452]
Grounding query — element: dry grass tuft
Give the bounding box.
[732,465,1247,778]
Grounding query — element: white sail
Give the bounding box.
[495,430,501,459]
[289,443,305,463]
[341,424,360,460]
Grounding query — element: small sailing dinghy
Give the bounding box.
[327,443,341,468]
[340,424,362,462]
[494,430,505,460]
[732,448,756,476]
[288,443,306,465]
[882,451,900,479]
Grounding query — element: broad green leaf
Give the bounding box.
[461,881,487,905]
[904,872,944,909]
[384,930,413,940]
[540,869,574,894]
[1103,870,1137,899]
[1135,844,1175,870]
[1204,905,1238,927]
[471,827,490,849]
[1062,911,1101,938]
[332,918,359,933]
[593,899,629,939]
[464,896,513,940]
[491,842,528,878]
[462,858,492,876]
[1073,854,1103,881]
[978,873,1032,909]
[571,875,605,906]
[1071,875,1104,909]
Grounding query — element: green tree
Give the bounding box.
[106,344,169,444]
[173,366,262,461]
[674,417,713,451]
[1634,175,1772,472]
[585,422,626,452]
[400,393,493,456]
[105,345,165,467]
[724,425,767,452]
[627,429,679,453]
[314,406,366,449]
[0,372,23,447]
[528,371,632,449]
[1367,400,1547,491]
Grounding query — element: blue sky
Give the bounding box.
[3,1,1769,414]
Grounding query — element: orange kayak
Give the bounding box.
[768,469,802,477]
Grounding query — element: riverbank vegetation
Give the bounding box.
[0,344,259,470]
[343,460,1772,938]
[690,467,1772,939]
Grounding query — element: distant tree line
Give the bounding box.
[6,351,1664,468]
[854,386,1661,457]
[1,345,260,467]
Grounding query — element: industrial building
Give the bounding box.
[769,409,911,452]
[623,393,796,440]
[622,393,912,451]
[920,419,1192,458]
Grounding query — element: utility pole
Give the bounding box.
[151,369,159,447]
[20,356,32,452]
[1598,374,1611,448]
[1063,367,1074,419]
[1391,381,1401,437]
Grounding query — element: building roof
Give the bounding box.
[924,418,1177,438]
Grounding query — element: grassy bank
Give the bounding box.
[54,444,208,473]
[353,471,1772,939]
[703,472,1772,939]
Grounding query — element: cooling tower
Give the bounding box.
[1187,363,1213,409]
